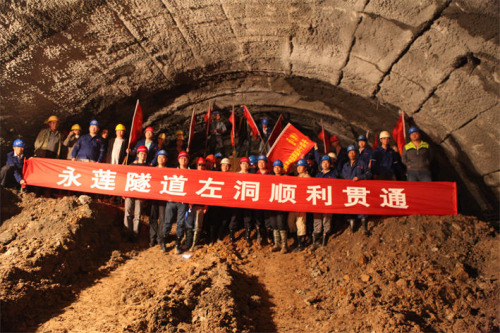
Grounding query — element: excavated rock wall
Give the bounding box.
[0,1,498,214]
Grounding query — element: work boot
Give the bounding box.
[267,228,274,245]
[271,230,281,252]
[361,218,368,235]
[256,227,263,245]
[293,235,305,252]
[229,229,236,243]
[280,230,288,253]
[159,236,167,252]
[190,230,200,251]
[245,228,252,246]
[349,219,355,232]
[175,236,182,255]
[290,232,298,248]
[312,233,320,250]
[322,233,329,247]
[183,229,193,250]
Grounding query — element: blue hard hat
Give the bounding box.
[157,150,167,156]
[257,154,267,162]
[347,144,357,153]
[13,139,25,148]
[357,135,367,142]
[261,117,269,126]
[321,155,331,162]
[249,155,257,165]
[273,160,283,167]
[296,159,307,167]
[215,153,223,158]
[213,111,220,115]
[408,126,419,135]
[90,119,99,126]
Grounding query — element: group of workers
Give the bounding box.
[1,113,433,254]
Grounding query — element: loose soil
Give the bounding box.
[0,188,498,332]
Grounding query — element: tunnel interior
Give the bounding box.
[0,0,498,218]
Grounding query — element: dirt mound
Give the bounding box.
[0,191,498,332]
[0,192,126,331]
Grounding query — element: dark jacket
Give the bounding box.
[371,146,403,177]
[106,138,127,164]
[72,134,105,162]
[340,159,372,180]
[5,151,26,183]
[402,141,432,171]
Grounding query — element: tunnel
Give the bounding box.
[0,0,498,217]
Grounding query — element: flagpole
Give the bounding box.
[204,101,212,155]
[187,106,195,153]
[402,111,406,141]
[124,99,140,165]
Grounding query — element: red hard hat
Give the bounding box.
[329,135,339,143]
[178,151,189,159]
[137,145,148,153]
[240,157,250,164]
[145,126,154,133]
[205,154,215,162]
[196,157,206,165]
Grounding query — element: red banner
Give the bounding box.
[204,103,212,138]
[23,158,457,215]
[393,112,406,154]
[241,105,260,140]
[229,106,236,147]
[267,114,283,147]
[267,124,315,173]
[128,100,143,149]
[318,121,329,154]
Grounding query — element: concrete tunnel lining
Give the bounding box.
[0,0,498,217]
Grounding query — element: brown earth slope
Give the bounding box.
[0,189,498,332]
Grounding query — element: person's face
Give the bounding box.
[381,137,390,146]
[158,138,165,146]
[358,140,366,149]
[297,165,307,174]
[258,160,266,170]
[73,129,81,136]
[13,147,24,155]
[273,165,282,174]
[116,130,124,139]
[101,129,109,139]
[157,155,167,166]
[206,161,214,170]
[145,131,153,140]
[178,156,189,168]
[215,114,221,121]
[221,163,230,172]
[330,140,339,148]
[49,121,59,131]
[240,162,249,172]
[89,125,99,135]
[307,159,314,167]
[176,139,183,146]
[197,163,206,171]
[348,150,357,161]
[137,152,147,163]
[321,160,331,171]
[410,132,420,141]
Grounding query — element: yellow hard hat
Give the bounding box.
[158,133,166,140]
[379,131,391,139]
[176,130,184,136]
[115,124,126,131]
[71,124,82,131]
[46,115,59,123]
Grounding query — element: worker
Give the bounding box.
[63,124,82,160]
[189,157,209,251]
[371,131,403,180]
[269,160,288,253]
[287,159,310,251]
[105,124,127,164]
[150,150,168,250]
[71,120,105,162]
[0,139,27,188]
[402,126,433,181]
[34,115,63,158]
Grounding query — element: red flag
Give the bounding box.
[267,123,315,173]
[392,112,406,154]
[267,114,283,147]
[187,107,196,152]
[128,99,143,149]
[229,105,236,147]
[373,132,378,149]
[318,121,329,154]
[204,103,212,138]
[241,105,260,140]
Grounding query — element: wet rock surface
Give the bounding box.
[0,191,498,332]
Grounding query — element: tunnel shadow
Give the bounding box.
[228,266,277,333]
[1,201,149,332]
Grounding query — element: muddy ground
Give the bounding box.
[0,188,498,332]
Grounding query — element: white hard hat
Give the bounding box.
[221,158,231,165]
[379,131,391,139]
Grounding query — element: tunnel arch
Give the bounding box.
[0,0,498,216]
